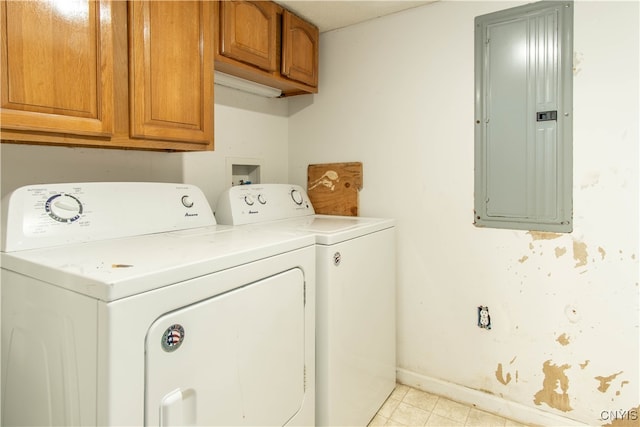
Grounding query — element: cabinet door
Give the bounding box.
[1,0,114,136]
[129,1,213,147]
[282,10,319,87]
[219,1,279,72]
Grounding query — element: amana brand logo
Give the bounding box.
[161,324,185,352]
[184,212,199,217]
[249,210,259,214]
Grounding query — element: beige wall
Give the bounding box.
[288,1,639,424]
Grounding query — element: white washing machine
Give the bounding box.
[0,182,315,426]
[216,184,396,426]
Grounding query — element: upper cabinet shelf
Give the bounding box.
[1,0,214,151]
[215,0,319,97]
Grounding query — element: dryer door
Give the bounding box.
[145,268,306,426]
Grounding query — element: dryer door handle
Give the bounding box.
[160,388,196,426]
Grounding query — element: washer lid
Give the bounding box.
[262,214,395,245]
[0,226,315,302]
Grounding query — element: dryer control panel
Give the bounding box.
[216,184,315,225]
[1,182,216,252]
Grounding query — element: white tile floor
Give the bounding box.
[369,384,529,427]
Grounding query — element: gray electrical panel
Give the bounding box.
[474,1,573,232]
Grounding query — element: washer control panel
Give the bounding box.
[215,184,314,225]
[1,182,216,252]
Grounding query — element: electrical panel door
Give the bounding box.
[474,1,573,232]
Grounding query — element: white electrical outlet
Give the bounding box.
[478,306,491,329]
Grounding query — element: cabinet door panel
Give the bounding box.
[1,0,114,136]
[219,1,279,72]
[129,1,213,147]
[282,10,318,87]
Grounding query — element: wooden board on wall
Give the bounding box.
[307,162,362,216]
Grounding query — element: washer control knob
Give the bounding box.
[290,189,304,205]
[181,195,194,208]
[244,195,255,206]
[45,193,83,223]
[257,194,267,205]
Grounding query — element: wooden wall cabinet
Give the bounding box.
[128,1,213,146]
[219,1,280,73]
[282,10,319,88]
[1,0,114,137]
[215,0,319,96]
[1,0,214,151]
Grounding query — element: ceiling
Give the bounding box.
[275,1,435,33]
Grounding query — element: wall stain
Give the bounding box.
[518,255,529,263]
[595,371,624,393]
[533,360,572,412]
[556,333,570,346]
[616,380,631,397]
[579,360,590,369]
[573,51,583,76]
[528,231,563,241]
[573,240,588,268]
[598,246,607,260]
[555,247,567,258]
[579,170,601,189]
[496,363,512,385]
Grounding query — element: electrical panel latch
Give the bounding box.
[536,110,557,121]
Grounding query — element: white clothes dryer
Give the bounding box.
[1,182,315,426]
[216,184,396,427]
